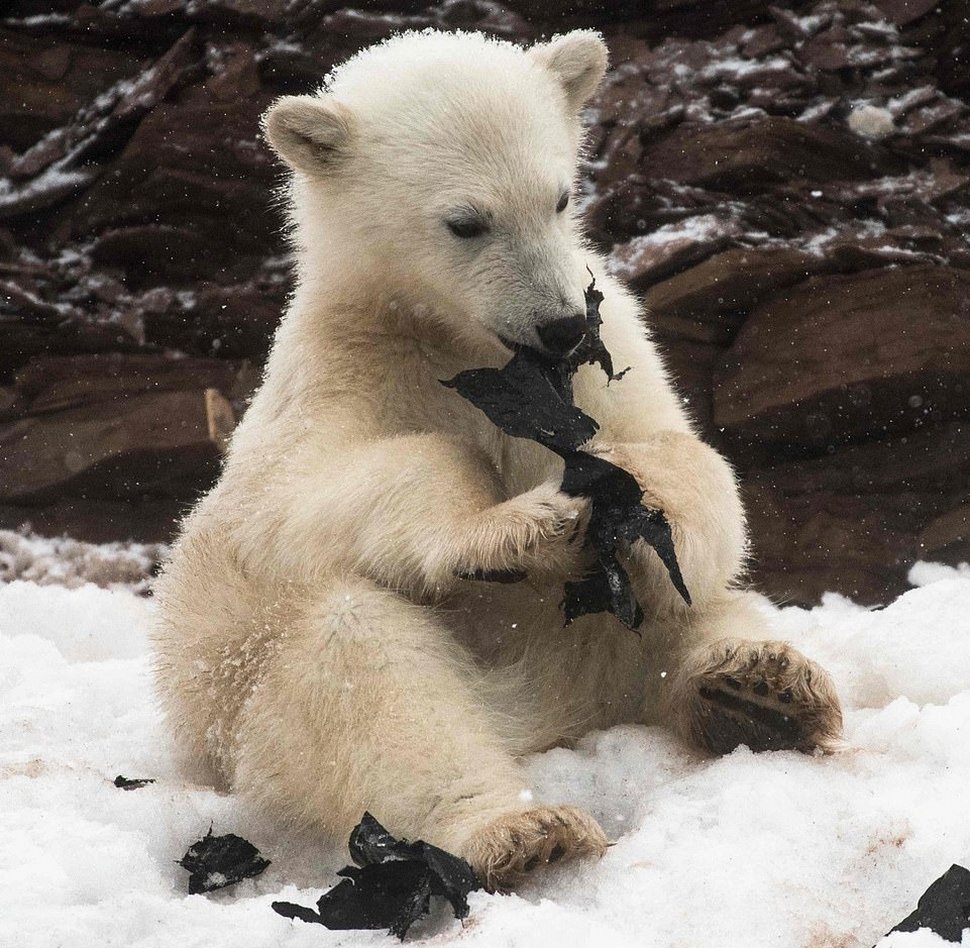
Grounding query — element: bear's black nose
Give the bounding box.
[536,314,587,357]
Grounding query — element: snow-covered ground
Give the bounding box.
[1,550,968,948]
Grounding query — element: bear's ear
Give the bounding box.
[529,30,608,114]
[261,95,355,176]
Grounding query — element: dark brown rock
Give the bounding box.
[481,0,643,24]
[713,266,970,452]
[745,485,922,605]
[91,225,222,289]
[0,0,968,611]
[618,0,816,42]
[741,24,788,58]
[920,504,970,561]
[0,30,142,152]
[609,216,744,292]
[0,30,199,219]
[0,387,23,421]
[0,388,234,503]
[651,333,721,430]
[584,177,719,246]
[13,353,250,415]
[70,89,277,258]
[747,420,970,496]
[0,316,145,384]
[934,0,970,99]
[742,419,970,603]
[142,282,284,360]
[0,497,186,545]
[873,0,940,27]
[638,117,906,192]
[642,246,823,328]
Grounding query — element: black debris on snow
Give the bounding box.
[886,864,970,944]
[112,775,156,790]
[179,827,271,895]
[272,812,480,940]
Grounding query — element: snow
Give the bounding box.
[1,557,969,948]
[849,103,897,141]
[607,214,742,278]
[700,56,793,81]
[0,529,164,594]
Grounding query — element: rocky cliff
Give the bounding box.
[2,0,968,604]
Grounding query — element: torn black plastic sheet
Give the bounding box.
[440,281,621,457]
[560,450,690,627]
[441,346,597,455]
[885,864,970,944]
[443,278,690,630]
[272,812,480,940]
[567,275,629,387]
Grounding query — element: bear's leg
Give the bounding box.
[232,576,606,890]
[646,591,843,755]
[584,437,842,754]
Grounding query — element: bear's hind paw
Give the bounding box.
[462,805,607,892]
[674,639,843,756]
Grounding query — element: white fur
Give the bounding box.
[153,30,839,888]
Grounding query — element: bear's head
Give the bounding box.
[263,29,608,360]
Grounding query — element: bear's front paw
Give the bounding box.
[461,805,607,892]
[586,436,747,608]
[486,482,590,581]
[670,638,843,755]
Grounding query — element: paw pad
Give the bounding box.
[685,641,843,755]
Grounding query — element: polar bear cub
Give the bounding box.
[152,29,842,890]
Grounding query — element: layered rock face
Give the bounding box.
[2,0,968,604]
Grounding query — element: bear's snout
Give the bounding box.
[536,314,587,357]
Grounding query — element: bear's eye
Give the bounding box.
[446,217,489,239]
[556,191,570,214]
